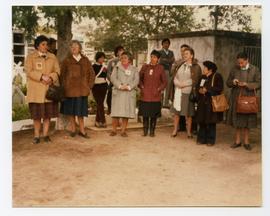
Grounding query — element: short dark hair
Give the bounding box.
[48,37,56,45]
[203,61,217,73]
[180,44,189,49]
[34,35,49,49]
[114,45,124,57]
[95,51,106,62]
[150,49,161,59]
[237,52,248,60]
[162,38,170,45]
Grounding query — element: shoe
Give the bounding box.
[121,132,128,137]
[43,136,51,143]
[32,137,40,144]
[207,143,215,146]
[243,144,252,151]
[171,133,177,137]
[101,123,107,128]
[109,131,117,136]
[187,135,193,139]
[69,131,76,137]
[78,132,90,139]
[231,142,242,148]
[149,132,155,137]
[95,122,101,128]
[196,141,207,145]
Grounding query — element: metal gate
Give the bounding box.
[243,46,261,70]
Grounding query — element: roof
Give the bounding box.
[148,30,261,41]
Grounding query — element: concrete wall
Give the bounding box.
[148,36,215,68]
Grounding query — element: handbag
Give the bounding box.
[95,65,107,84]
[189,89,198,103]
[236,88,259,114]
[211,73,229,112]
[45,74,64,102]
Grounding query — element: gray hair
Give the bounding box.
[69,40,82,51]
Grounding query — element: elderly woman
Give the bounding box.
[92,52,108,128]
[60,40,95,138]
[196,61,224,146]
[226,52,261,151]
[25,35,60,144]
[110,52,139,137]
[138,50,167,137]
[170,47,202,138]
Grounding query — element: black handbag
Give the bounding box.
[189,89,198,103]
[46,84,64,102]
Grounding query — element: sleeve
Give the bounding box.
[88,60,96,89]
[207,73,224,95]
[158,66,167,91]
[49,57,60,83]
[173,72,182,88]
[128,68,140,90]
[139,65,146,89]
[246,67,261,90]
[226,69,235,88]
[106,60,114,81]
[25,55,43,82]
[110,66,122,88]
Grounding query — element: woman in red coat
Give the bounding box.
[138,50,167,137]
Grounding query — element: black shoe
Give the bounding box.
[78,132,90,139]
[207,143,215,146]
[44,136,51,143]
[187,135,193,139]
[196,141,207,145]
[243,144,252,151]
[69,131,76,137]
[231,142,242,148]
[171,133,177,137]
[32,137,40,144]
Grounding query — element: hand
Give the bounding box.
[238,82,247,87]
[233,79,239,85]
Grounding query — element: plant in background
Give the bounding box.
[12,104,31,121]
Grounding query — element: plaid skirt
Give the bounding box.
[29,102,59,120]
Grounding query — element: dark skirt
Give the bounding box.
[138,101,161,118]
[60,96,88,117]
[29,102,59,120]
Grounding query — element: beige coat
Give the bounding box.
[25,51,60,103]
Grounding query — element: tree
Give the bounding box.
[86,6,196,53]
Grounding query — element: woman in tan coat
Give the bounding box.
[25,35,60,144]
[60,40,95,138]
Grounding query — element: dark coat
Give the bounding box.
[169,59,202,101]
[226,64,261,128]
[158,49,175,71]
[196,72,224,124]
[139,63,167,102]
[60,54,95,97]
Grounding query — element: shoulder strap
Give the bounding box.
[95,65,105,78]
[211,73,217,87]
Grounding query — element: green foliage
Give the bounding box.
[20,84,27,95]
[12,104,31,121]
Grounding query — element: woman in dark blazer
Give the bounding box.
[138,50,167,137]
[196,61,224,146]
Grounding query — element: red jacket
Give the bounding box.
[139,64,167,102]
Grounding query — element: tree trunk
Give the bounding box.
[56,9,73,64]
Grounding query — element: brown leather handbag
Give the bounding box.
[211,73,229,112]
[236,88,259,114]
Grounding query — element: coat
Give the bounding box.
[196,72,224,124]
[110,62,139,118]
[60,54,95,98]
[25,50,60,103]
[226,64,261,128]
[169,59,202,101]
[139,63,167,102]
[158,49,175,71]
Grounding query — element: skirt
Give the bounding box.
[60,96,88,117]
[138,101,161,118]
[170,93,195,116]
[29,102,59,120]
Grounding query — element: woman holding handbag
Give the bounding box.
[196,61,224,146]
[92,52,108,128]
[169,47,202,138]
[25,35,60,144]
[226,52,261,150]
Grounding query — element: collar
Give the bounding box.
[38,51,47,58]
[163,49,169,54]
[73,54,82,62]
[242,63,250,70]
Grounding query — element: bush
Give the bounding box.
[20,84,27,95]
[12,104,31,121]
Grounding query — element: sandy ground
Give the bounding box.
[12,123,261,207]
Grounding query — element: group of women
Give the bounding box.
[25,35,260,151]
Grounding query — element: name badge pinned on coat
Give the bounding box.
[200,79,206,87]
[149,69,153,75]
[125,70,131,76]
[36,62,43,70]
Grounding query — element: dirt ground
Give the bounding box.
[12,123,261,207]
